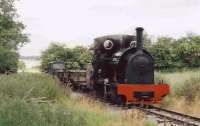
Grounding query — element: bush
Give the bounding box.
[0,47,18,73]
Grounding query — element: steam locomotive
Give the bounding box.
[47,27,170,105]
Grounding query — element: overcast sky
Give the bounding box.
[16,0,200,56]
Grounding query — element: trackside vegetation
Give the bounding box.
[0,73,155,126]
[40,34,200,72]
[144,34,200,69]
[40,44,92,71]
[156,69,200,117]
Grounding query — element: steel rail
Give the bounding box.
[135,105,200,126]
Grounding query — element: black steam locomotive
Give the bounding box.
[88,27,169,104]
[47,27,170,105]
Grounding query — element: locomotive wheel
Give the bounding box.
[110,92,126,105]
[116,95,126,106]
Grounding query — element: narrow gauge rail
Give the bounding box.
[135,105,200,126]
[71,90,200,126]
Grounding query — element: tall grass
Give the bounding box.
[63,94,151,126]
[156,70,200,117]
[0,73,153,126]
[0,73,66,99]
[176,76,200,101]
[0,95,89,126]
[0,73,99,126]
[0,73,84,126]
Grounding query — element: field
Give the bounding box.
[0,73,154,126]
[155,69,200,117]
[0,69,199,126]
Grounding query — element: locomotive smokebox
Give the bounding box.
[136,27,144,50]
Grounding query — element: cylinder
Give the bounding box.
[136,27,144,50]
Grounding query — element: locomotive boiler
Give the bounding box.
[87,27,170,104]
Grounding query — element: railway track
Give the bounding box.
[71,90,200,126]
[134,105,200,126]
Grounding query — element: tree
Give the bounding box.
[41,43,70,71]
[148,35,200,69]
[176,35,200,67]
[0,0,29,73]
[73,46,92,69]
[149,37,176,69]
[0,47,18,73]
[40,43,92,71]
[0,0,29,50]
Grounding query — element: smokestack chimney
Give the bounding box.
[136,27,144,50]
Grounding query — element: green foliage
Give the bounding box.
[41,43,92,71]
[149,37,176,68]
[41,43,70,71]
[145,33,200,69]
[73,46,92,69]
[0,0,29,73]
[176,37,200,67]
[0,0,29,50]
[0,47,18,73]
[42,33,200,70]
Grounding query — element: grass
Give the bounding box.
[63,95,154,126]
[156,69,200,117]
[0,73,65,99]
[4,70,199,125]
[0,73,80,126]
[0,73,154,126]
[0,95,86,126]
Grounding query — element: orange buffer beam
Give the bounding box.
[117,84,170,104]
